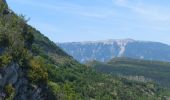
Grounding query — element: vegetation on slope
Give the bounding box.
[87,57,170,88]
[0,0,170,99]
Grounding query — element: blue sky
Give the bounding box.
[7,0,170,44]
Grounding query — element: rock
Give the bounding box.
[0,63,46,100]
[0,63,18,99]
[0,63,19,89]
[0,48,5,54]
[0,74,2,79]
[0,92,5,100]
[3,9,11,15]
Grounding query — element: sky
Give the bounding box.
[6,0,170,44]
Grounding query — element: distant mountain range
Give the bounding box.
[58,39,170,63]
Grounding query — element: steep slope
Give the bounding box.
[0,1,170,100]
[0,1,77,99]
[87,57,170,87]
[58,39,170,63]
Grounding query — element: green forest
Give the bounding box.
[87,57,170,87]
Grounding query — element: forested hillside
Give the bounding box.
[87,57,170,88]
[0,0,170,100]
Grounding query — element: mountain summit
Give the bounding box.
[58,39,170,63]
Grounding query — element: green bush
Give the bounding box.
[4,84,15,99]
[48,81,80,100]
[48,81,61,99]
[0,53,12,68]
[31,44,41,55]
[28,56,48,84]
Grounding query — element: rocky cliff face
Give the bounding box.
[58,39,170,63]
[0,63,47,100]
[0,1,48,99]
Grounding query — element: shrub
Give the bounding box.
[28,56,48,84]
[31,44,45,56]
[22,25,34,49]
[48,81,80,100]
[4,84,15,98]
[48,81,61,99]
[0,53,12,68]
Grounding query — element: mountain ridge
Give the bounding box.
[58,38,169,45]
[58,39,170,63]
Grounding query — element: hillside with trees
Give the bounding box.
[87,57,170,88]
[0,0,170,100]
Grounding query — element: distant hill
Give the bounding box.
[86,57,170,87]
[0,1,170,99]
[58,39,170,63]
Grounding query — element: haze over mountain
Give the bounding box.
[58,39,170,63]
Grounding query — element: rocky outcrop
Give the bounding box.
[0,63,19,89]
[0,63,46,100]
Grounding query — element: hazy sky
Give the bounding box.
[7,0,170,44]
